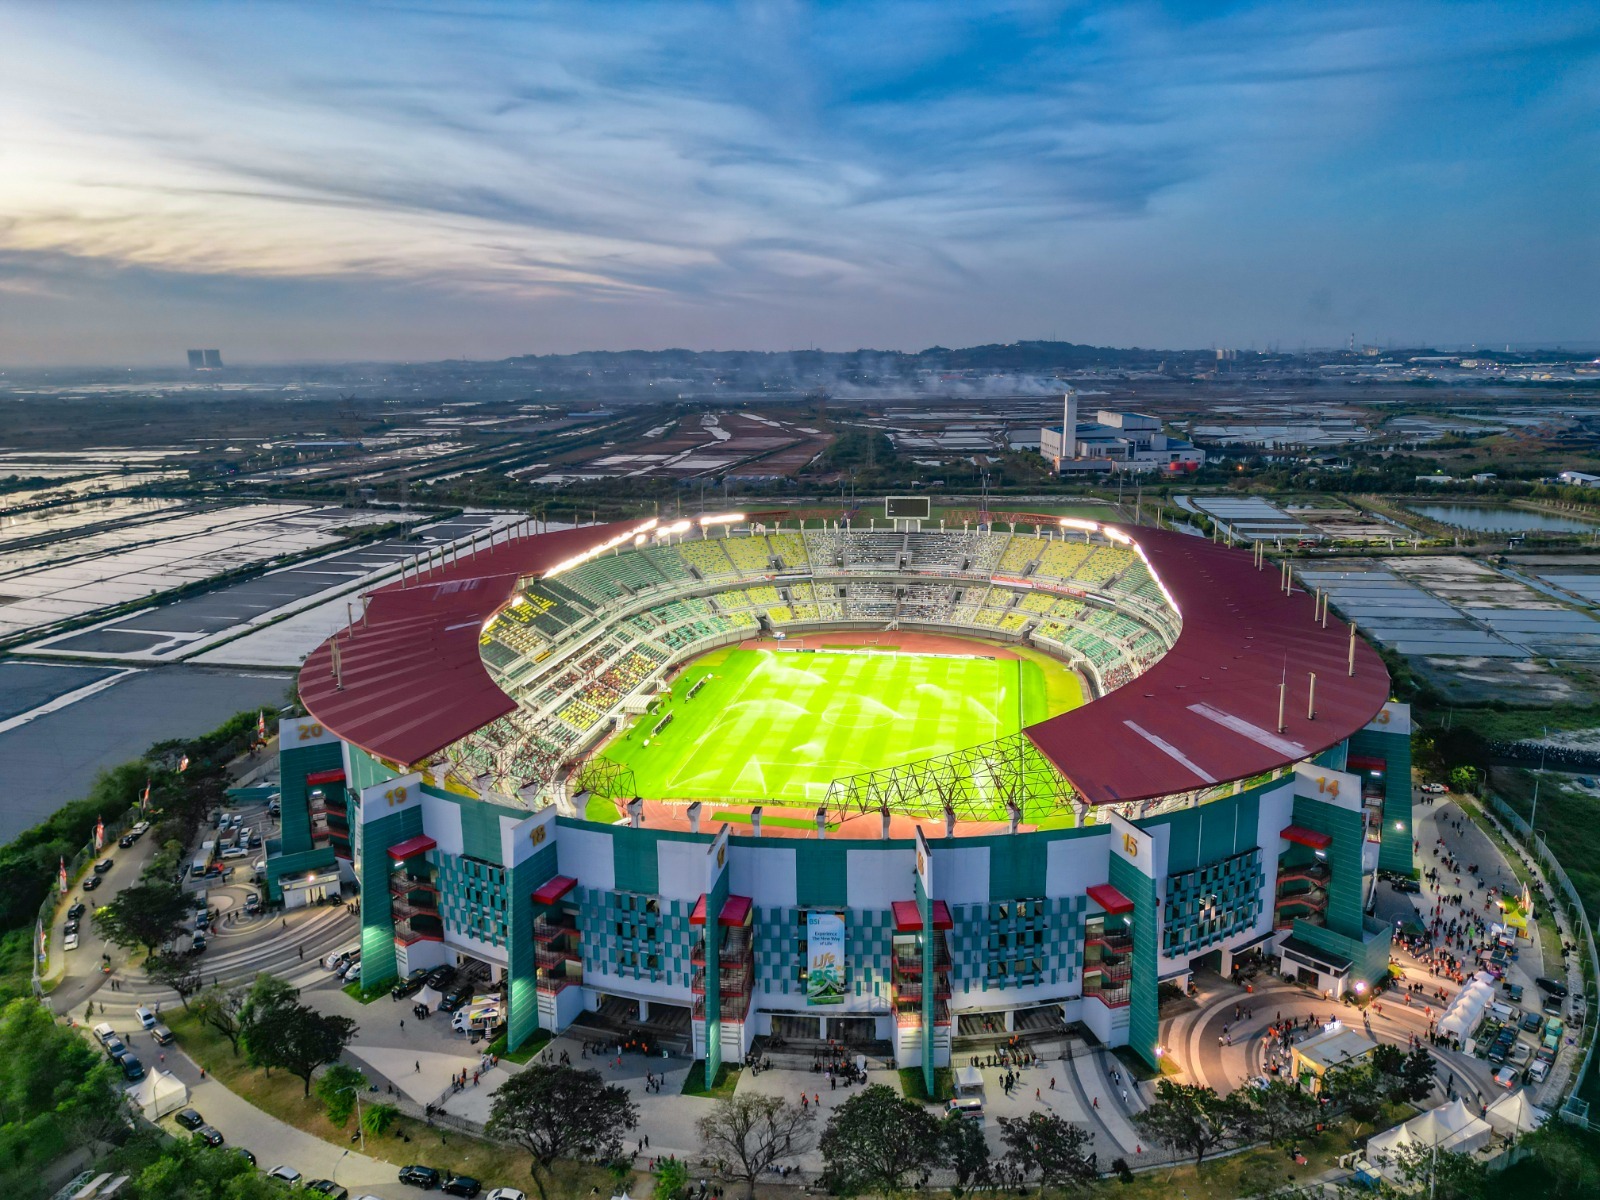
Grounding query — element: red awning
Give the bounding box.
[690,894,708,926]
[720,895,752,926]
[1280,825,1333,850]
[531,875,577,905]
[306,768,346,786]
[1086,884,1135,914]
[386,834,437,861]
[891,899,954,931]
[1346,755,1386,773]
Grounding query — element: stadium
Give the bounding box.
[268,500,1413,1084]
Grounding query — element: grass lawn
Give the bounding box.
[897,1066,954,1103]
[604,645,1081,811]
[165,1010,614,1195]
[681,1060,740,1098]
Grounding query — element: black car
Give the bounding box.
[1389,879,1421,894]
[439,986,472,1013]
[63,919,79,936]
[424,967,457,992]
[82,875,103,893]
[306,1180,348,1200]
[119,833,137,849]
[194,1125,225,1147]
[399,1166,441,1189]
[67,902,85,921]
[442,1177,481,1198]
[392,967,430,999]
[104,1036,127,1060]
[1537,976,1569,998]
[93,858,114,874]
[232,1148,257,1167]
[120,1054,147,1081]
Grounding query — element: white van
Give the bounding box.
[324,942,360,971]
[946,1096,984,1122]
[136,1006,156,1030]
[1489,1001,1517,1024]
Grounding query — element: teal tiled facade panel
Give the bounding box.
[950,896,1084,991]
[1290,796,1366,939]
[359,805,424,988]
[506,842,557,1052]
[1350,727,1415,876]
[751,907,894,999]
[794,842,850,908]
[437,854,510,948]
[279,741,342,856]
[1162,848,1265,958]
[577,889,697,987]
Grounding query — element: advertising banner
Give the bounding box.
[805,912,846,1005]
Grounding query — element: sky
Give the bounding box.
[0,0,1595,366]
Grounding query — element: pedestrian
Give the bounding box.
[1036,1087,1041,1100]
[416,1061,421,1073]
[1093,1096,1099,1108]
[400,1019,405,1031]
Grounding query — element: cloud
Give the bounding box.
[0,0,1594,361]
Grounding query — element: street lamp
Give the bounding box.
[336,1086,367,1153]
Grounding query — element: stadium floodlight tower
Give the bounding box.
[885,495,931,532]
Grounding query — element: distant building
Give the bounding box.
[202,349,223,369]
[186,350,204,369]
[187,349,224,370]
[1558,470,1600,488]
[1414,475,1455,484]
[1040,390,1204,474]
[1471,473,1497,484]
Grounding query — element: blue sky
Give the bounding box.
[0,0,1594,364]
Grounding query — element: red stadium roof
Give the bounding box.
[299,519,1389,807]
[1023,527,1389,804]
[299,520,656,766]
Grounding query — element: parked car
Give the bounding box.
[392,967,430,999]
[131,821,149,835]
[152,1025,175,1045]
[1509,1043,1533,1067]
[324,944,360,971]
[137,1006,156,1030]
[93,1023,118,1046]
[1537,976,1569,998]
[1493,1066,1518,1088]
[245,892,261,914]
[82,875,103,892]
[1544,995,1566,1016]
[120,1055,146,1081]
[306,1180,348,1200]
[486,1190,526,1200]
[1504,982,1524,1003]
[119,833,137,849]
[233,1148,257,1166]
[67,902,85,921]
[1529,1058,1551,1082]
[424,966,457,992]
[221,846,249,860]
[1389,879,1421,894]
[63,919,79,936]
[93,859,114,874]
[63,931,79,951]
[399,1166,441,1189]
[1422,782,1447,793]
[247,834,262,849]
[441,1177,481,1198]
[191,932,207,954]
[439,985,472,1013]
[175,1108,206,1131]
[267,1166,302,1185]
[104,1036,127,1060]
[1579,777,1595,789]
[1521,1011,1544,1034]
[193,1125,225,1147]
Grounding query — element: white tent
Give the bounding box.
[125,1069,187,1121]
[954,1065,984,1094]
[1485,1089,1546,1137]
[1437,972,1496,1041]
[1367,1099,1493,1179]
[415,985,445,1012]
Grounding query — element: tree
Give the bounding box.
[144,952,204,1012]
[1244,1081,1321,1148]
[315,1062,368,1124]
[996,1112,1096,1196]
[93,880,190,955]
[1390,1048,1437,1105]
[938,1113,992,1197]
[0,999,124,1196]
[818,1083,943,1199]
[237,972,299,1041]
[1383,1141,1490,1200]
[194,982,250,1053]
[485,1064,638,1200]
[652,1158,687,1200]
[1132,1080,1253,1170]
[695,1093,816,1200]
[1322,1062,1386,1130]
[244,1003,357,1096]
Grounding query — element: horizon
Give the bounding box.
[1,1,1595,366]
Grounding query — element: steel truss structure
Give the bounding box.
[569,755,637,802]
[822,732,1078,822]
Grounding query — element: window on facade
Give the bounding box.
[645,898,659,915]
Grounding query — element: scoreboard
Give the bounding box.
[885,496,931,520]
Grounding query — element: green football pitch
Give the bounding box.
[602,645,1082,806]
